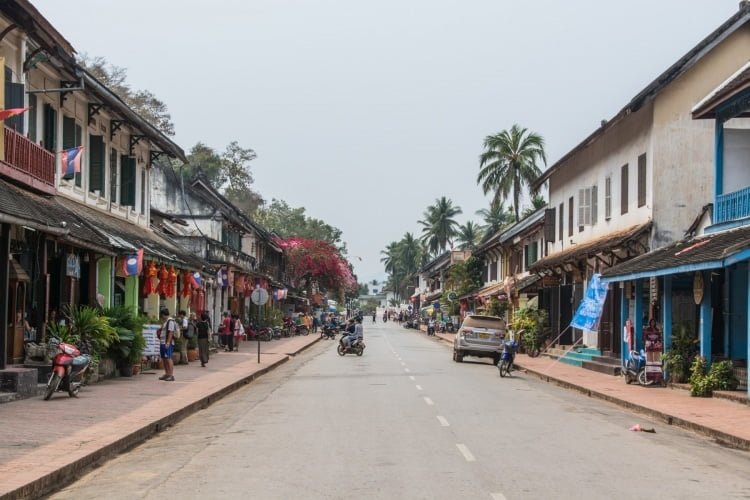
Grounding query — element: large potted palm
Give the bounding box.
[102,306,147,377]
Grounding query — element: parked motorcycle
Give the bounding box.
[623,349,654,386]
[427,320,436,336]
[337,336,365,356]
[44,338,91,400]
[321,325,338,340]
[271,327,283,340]
[498,339,518,377]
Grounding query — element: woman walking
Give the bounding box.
[197,312,211,367]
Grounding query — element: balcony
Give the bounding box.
[715,186,750,225]
[0,127,55,194]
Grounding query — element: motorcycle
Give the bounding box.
[427,320,435,336]
[271,326,283,340]
[44,338,91,400]
[446,321,455,333]
[622,349,654,386]
[498,339,518,377]
[321,325,338,340]
[337,336,365,356]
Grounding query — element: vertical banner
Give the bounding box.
[570,273,609,331]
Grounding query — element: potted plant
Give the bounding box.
[101,306,146,377]
[662,321,698,383]
[187,334,199,362]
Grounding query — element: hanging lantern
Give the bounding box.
[156,264,169,295]
[181,270,192,297]
[142,261,158,295]
[165,266,178,297]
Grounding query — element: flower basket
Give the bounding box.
[187,349,199,362]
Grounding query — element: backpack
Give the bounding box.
[183,321,195,339]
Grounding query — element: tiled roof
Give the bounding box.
[601,224,750,280]
[529,222,652,271]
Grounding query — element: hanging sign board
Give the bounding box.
[65,254,81,278]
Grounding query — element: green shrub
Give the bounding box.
[709,361,739,391]
[662,322,698,383]
[689,357,739,396]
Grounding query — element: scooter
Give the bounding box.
[337,336,365,356]
[427,321,435,336]
[44,338,91,400]
[622,349,654,386]
[321,325,338,340]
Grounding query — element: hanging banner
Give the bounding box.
[570,273,609,331]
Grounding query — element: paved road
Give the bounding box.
[52,322,750,499]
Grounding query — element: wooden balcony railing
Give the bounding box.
[2,127,55,186]
[715,186,750,224]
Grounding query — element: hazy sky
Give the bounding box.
[36,0,738,283]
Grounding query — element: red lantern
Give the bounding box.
[156,264,168,295]
[181,270,192,297]
[142,261,158,295]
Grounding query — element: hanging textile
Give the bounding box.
[143,261,157,295]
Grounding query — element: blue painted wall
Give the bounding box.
[730,263,748,359]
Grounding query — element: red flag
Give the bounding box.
[0,107,28,121]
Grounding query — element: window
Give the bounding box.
[524,241,538,270]
[109,149,118,202]
[568,196,574,237]
[120,154,136,206]
[605,176,612,220]
[88,135,105,194]
[621,163,629,215]
[4,66,24,132]
[490,261,498,281]
[544,207,556,243]
[62,116,82,187]
[578,187,593,230]
[42,103,56,153]
[558,202,564,241]
[140,169,146,214]
[28,94,36,142]
[637,153,646,207]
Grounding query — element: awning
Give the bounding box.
[424,290,442,303]
[475,281,506,299]
[529,222,652,272]
[600,225,750,282]
[9,259,30,282]
[692,61,750,119]
[511,274,541,293]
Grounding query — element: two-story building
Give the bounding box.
[529,3,750,370]
[0,1,204,367]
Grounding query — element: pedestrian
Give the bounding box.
[197,312,211,367]
[158,308,176,381]
[177,310,189,365]
[221,311,232,352]
[232,314,243,351]
[372,310,376,323]
[312,311,319,333]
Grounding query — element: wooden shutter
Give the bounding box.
[544,207,556,242]
[120,154,135,206]
[605,177,611,219]
[524,244,530,270]
[568,196,574,237]
[109,149,118,202]
[89,135,105,194]
[4,67,24,132]
[621,164,629,215]
[637,154,647,207]
[43,104,56,152]
[578,189,584,228]
[28,94,36,142]
[592,185,598,225]
[558,203,564,241]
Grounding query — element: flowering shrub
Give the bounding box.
[275,237,356,294]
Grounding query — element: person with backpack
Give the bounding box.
[158,308,177,381]
[196,312,211,367]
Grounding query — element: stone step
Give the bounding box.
[591,355,621,367]
[582,360,621,376]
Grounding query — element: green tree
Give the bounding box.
[456,221,482,250]
[77,54,175,136]
[476,200,515,238]
[477,124,547,222]
[397,232,421,275]
[255,199,345,253]
[418,196,462,255]
[521,193,547,219]
[183,142,225,187]
[222,141,263,213]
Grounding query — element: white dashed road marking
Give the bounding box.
[490,493,507,500]
[423,397,434,406]
[415,385,423,390]
[404,368,411,373]
[456,444,475,462]
[437,416,450,427]
[409,376,415,381]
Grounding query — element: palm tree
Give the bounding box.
[521,193,548,219]
[477,124,547,222]
[380,241,400,275]
[475,200,514,236]
[418,196,462,254]
[456,221,482,250]
[397,232,421,275]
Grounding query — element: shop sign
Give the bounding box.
[693,272,704,305]
[66,254,81,278]
[142,324,160,356]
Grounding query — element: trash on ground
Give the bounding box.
[629,424,656,433]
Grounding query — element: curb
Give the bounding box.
[516,362,750,452]
[3,356,293,500]
[427,329,750,451]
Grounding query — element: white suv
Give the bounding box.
[453,314,506,365]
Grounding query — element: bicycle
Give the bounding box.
[498,339,518,377]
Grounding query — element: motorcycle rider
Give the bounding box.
[341,318,357,351]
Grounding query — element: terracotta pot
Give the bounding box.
[132,363,142,376]
[187,349,199,362]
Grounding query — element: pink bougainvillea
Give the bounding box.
[275,237,356,294]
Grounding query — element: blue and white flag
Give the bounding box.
[570,273,609,331]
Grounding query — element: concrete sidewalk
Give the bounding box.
[0,334,321,500]
[429,329,750,451]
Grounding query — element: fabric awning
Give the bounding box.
[601,225,750,282]
[475,281,506,299]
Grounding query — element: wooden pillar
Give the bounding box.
[662,275,672,352]
[0,223,10,369]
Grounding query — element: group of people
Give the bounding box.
[156,308,212,382]
[341,316,364,350]
[217,311,245,352]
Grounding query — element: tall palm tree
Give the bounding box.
[398,232,421,275]
[380,241,400,275]
[418,196,462,255]
[475,200,514,236]
[477,124,547,222]
[456,221,482,250]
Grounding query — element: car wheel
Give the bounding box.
[454,350,464,363]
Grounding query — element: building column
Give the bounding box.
[96,257,112,309]
[634,279,644,350]
[0,223,10,369]
[662,275,672,352]
[124,275,139,314]
[699,270,712,362]
[620,283,629,364]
